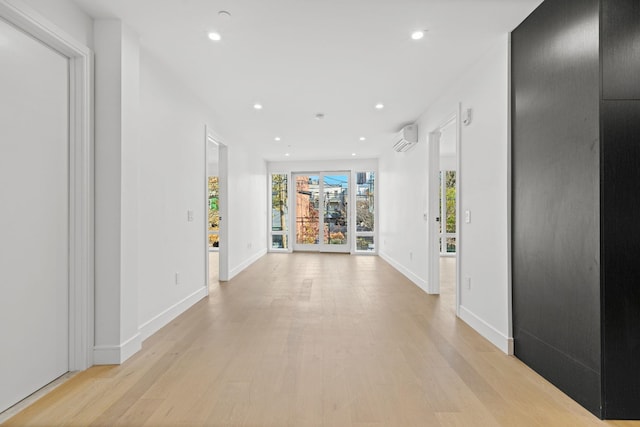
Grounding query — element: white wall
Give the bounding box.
[137,51,210,336]
[379,36,512,353]
[93,19,142,363]
[13,1,269,360]
[379,141,430,289]
[226,143,268,278]
[138,49,268,322]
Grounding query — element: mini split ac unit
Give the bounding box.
[393,124,418,152]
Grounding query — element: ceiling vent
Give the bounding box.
[393,124,418,152]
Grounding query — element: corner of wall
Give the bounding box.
[459,305,512,354]
[379,251,428,293]
[138,287,208,341]
[93,332,141,365]
[228,248,267,281]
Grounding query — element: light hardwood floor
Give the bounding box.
[3,253,638,426]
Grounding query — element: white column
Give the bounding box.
[93,19,140,364]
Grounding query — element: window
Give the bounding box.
[355,171,375,252]
[439,170,456,254]
[271,173,289,250]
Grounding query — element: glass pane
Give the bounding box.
[272,234,287,249]
[445,171,456,233]
[356,236,374,251]
[446,237,456,253]
[271,174,288,239]
[296,175,320,244]
[324,174,348,245]
[356,172,375,232]
[208,176,219,249]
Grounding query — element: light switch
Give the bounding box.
[187,209,194,222]
[465,209,471,224]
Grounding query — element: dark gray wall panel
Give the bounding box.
[602,0,640,100]
[601,100,640,419]
[511,0,601,416]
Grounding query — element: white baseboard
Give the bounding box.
[459,305,513,355]
[379,251,428,292]
[228,248,267,280]
[138,286,208,342]
[93,332,141,365]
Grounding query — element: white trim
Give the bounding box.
[455,102,462,319]
[459,305,513,355]
[228,248,267,280]
[507,33,514,340]
[204,127,212,294]
[427,131,441,294]
[138,287,208,342]
[0,0,94,371]
[93,333,141,365]
[379,251,428,293]
[218,143,230,281]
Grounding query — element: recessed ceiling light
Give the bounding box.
[253,103,263,110]
[274,137,281,141]
[352,153,357,156]
[285,153,290,157]
[218,10,231,19]
[375,103,384,110]
[359,137,366,141]
[208,32,221,41]
[411,30,425,40]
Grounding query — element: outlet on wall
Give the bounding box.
[409,251,413,260]
[465,276,471,290]
[175,272,180,285]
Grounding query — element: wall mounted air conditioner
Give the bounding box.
[393,124,418,152]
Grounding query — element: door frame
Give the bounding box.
[428,105,462,317]
[427,132,441,294]
[292,171,350,253]
[0,0,95,370]
[204,127,229,284]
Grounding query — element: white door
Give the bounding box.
[0,18,70,412]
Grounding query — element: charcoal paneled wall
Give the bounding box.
[513,0,640,419]
[601,0,640,418]
[512,0,602,417]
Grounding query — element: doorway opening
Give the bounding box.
[293,172,350,253]
[205,130,228,288]
[438,117,458,314]
[428,108,460,315]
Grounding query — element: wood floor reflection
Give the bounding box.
[3,253,636,426]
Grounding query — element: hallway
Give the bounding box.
[3,254,633,426]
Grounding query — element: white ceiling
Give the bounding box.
[73,0,542,161]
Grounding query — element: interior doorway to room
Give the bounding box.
[428,110,460,314]
[205,132,227,288]
[293,172,350,253]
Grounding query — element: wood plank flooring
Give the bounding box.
[3,253,639,426]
